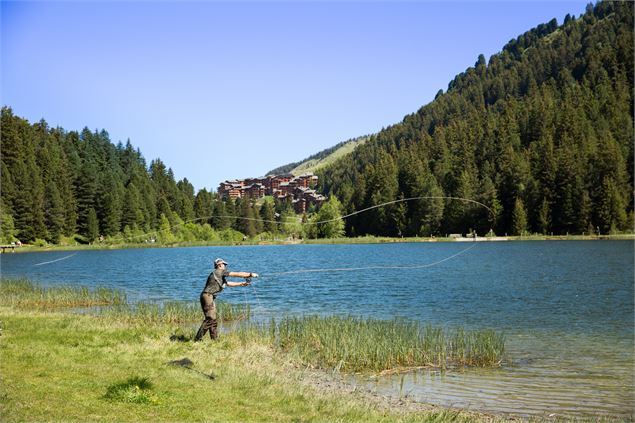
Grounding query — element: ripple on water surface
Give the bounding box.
[1,241,633,418]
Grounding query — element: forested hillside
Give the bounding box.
[317,1,633,237]
[1,1,632,245]
[0,110,297,244]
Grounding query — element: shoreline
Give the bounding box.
[0,306,515,422]
[1,305,628,422]
[3,233,634,254]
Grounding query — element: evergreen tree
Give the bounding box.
[260,198,277,234]
[86,208,99,242]
[211,199,230,230]
[1,1,633,242]
[537,197,551,234]
[597,176,627,233]
[194,189,213,224]
[176,178,195,222]
[237,198,257,238]
[121,183,144,230]
[252,202,264,234]
[43,181,65,243]
[511,197,528,236]
[97,174,123,237]
[0,198,16,243]
[75,159,99,238]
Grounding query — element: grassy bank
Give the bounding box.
[0,279,250,324]
[0,278,127,309]
[6,232,633,253]
[237,316,506,373]
[2,307,512,423]
[0,280,522,422]
[0,281,627,422]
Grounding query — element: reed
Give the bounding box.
[237,315,505,372]
[102,300,250,324]
[0,279,249,323]
[0,278,127,309]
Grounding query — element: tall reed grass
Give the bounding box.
[2,279,503,372]
[237,315,505,372]
[0,278,126,309]
[0,279,249,323]
[103,300,250,324]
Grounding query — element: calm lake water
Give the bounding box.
[1,240,633,419]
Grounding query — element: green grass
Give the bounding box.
[0,280,505,372]
[236,316,506,373]
[0,308,511,423]
[103,300,250,325]
[0,278,249,325]
[0,281,628,422]
[8,233,634,255]
[103,376,159,404]
[0,278,127,309]
[290,136,369,175]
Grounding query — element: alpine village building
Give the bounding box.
[218,173,326,214]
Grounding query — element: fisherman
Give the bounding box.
[195,258,258,341]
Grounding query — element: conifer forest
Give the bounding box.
[1,1,632,244]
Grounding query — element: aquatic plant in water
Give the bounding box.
[236,315,505,372]
[0,278,127,309]
[0,279,250,323]
[103,300,250,324]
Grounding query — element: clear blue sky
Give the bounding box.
[2,0,589,192]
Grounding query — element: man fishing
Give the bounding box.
[195,258,258,341]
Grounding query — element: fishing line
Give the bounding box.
[262,241,479,278]
[28,196,489,315]
[33,253,78,266]
[248,280,270,320]
[98,195,493,244]
[312,196,493,225]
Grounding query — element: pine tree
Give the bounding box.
[596,176,627,233]
[237,198,257,238]
[194,189,213,224]
[511,197,528,236]
[537,197,551,234]
[121,183,144,230]
[44,181,65,243]
[260,198,277,234]
[252,203,264,234]
[86,208,99,242]
[0,198,16,243]
[98,174,123,237]
[176,178,195,222]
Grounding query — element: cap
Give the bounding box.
[214,258,228,266]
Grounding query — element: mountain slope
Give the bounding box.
[312,1,633,237]
[267,136,369,176]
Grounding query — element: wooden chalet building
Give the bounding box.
[217,173,324,211]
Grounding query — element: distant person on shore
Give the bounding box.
[195,258,258,341]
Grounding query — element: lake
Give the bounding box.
[1,240,633,419]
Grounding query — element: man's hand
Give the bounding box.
[250,273,259,278]
[242,281,251,286]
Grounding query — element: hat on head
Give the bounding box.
[214,258,228,266]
